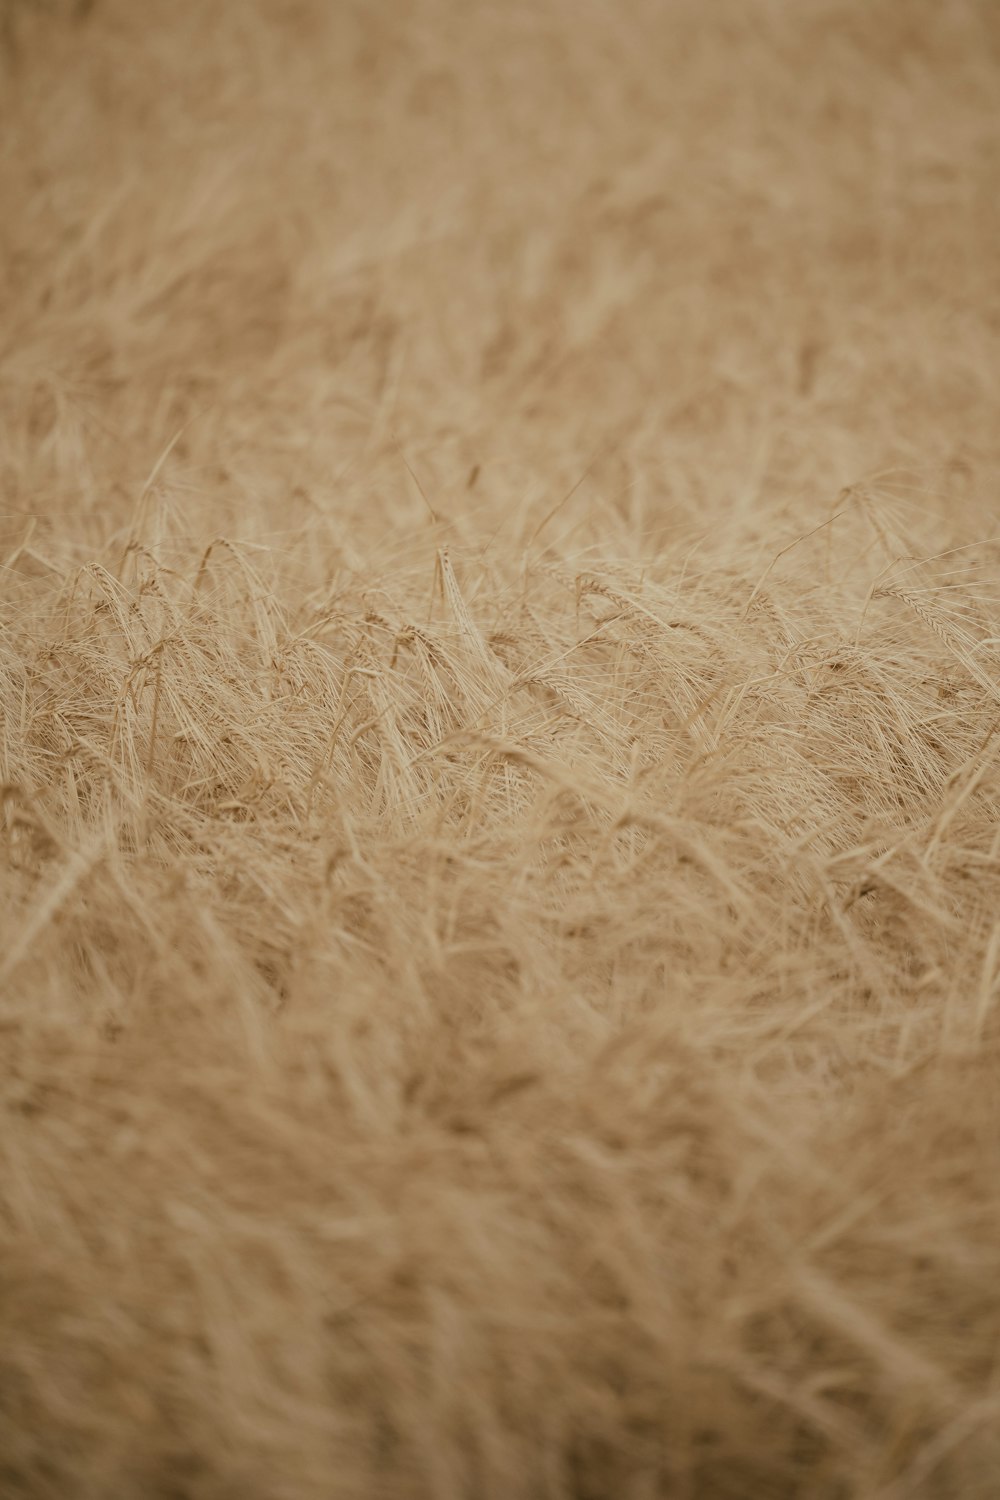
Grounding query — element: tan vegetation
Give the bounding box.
[2,1,1000,1495]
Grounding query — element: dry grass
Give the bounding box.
[2,1,1000,1496]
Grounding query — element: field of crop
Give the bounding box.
[2,1,1000,1495]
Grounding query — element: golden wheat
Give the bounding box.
[2,1,1000,1496]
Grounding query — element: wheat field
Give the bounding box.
[2,2,1000,1496]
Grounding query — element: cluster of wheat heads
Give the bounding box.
[4,490,1000,1497]
[3,0,1000,1496]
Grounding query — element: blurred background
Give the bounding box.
[2,0,998,567]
